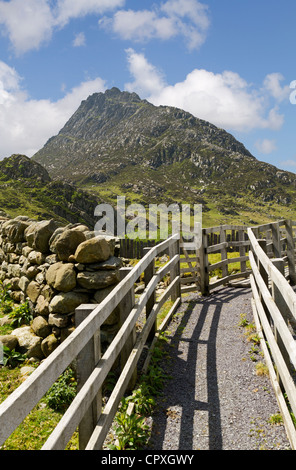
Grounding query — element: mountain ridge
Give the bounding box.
[31,87,296,227]
[33,87,256,181]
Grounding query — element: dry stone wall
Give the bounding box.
[0,215,122,360]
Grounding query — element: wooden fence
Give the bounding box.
[119,225,252,297]
[248,219,296,449]
[119,237,201,295]
[0,234,181,450]
[120,238,159,259]
[199,224,251,295]
[2,220,296,449]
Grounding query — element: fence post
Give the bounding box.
[199,228,209,296]
[271,221,281,258]
[119,267,137,390]
[75,304,101,450]
[169,237,181,301]
[220,226,228,279]
[285,219,296,286]
[238,229,247,273]
[143,247,156,342]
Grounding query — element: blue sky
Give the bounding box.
[0,0,295,174]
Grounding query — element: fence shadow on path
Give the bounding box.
[147,287,250,451]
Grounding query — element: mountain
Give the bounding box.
[33,87,296,227]
[0,154,102,227]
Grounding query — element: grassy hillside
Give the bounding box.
[0,155,101,227]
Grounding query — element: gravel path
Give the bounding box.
[146,286,291,451]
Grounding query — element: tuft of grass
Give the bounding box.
[255,362,269,377]
[238,313,249,328]
[268,413,283,425]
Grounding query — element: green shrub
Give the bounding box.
[2,345,27,368]
[9,301,33,327]
[109,412,149,450]
[0,281,13,315]
[44,368,77,411]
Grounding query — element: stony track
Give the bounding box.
[146,286,291,451]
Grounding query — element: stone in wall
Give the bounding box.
[73,236,111,263]
[25,219,60,253]
[46,262,77,292]
[0,216,122,360]
[50,228,87,261]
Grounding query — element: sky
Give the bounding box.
[0,0,296,174]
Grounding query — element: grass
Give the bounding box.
[0,281,79,450]
[0,365,79,450]
[255,362,269,377]
[0,268,177,450]
[106,333,171,450]
[268,413,283,425]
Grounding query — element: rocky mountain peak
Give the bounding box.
[31,88,296,226]
[33,88,253,182]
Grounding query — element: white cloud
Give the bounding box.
[125,48,167,97]
[0,60,106,158]
[99,0,210,50]
[0,0,54,55]
[124,50,285,133]
[54,0,125,27]
[264,73,290,103]
[101,10,176,42]
[0,0,125,55]
[0,61,21,100]
[73,32,86,47]
[255,139,277,154]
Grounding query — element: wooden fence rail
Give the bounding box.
[199,224,251,295]
[0,234,181,450]
[119,226,253,296]
[248,221,296,449]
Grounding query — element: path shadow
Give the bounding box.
[147,286,251,450]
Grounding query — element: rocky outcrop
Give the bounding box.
[0,154,102,228]
[0,154,50,183]
[0,215,122,360]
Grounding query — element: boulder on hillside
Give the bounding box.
[48,313,69,328]
[86,256,123,271]
[27,250,46,265]
[41,334,59,357]
[26,281,41,303]
[31,316,51,338]
[36,295,50,316]
[0,334,18,351]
